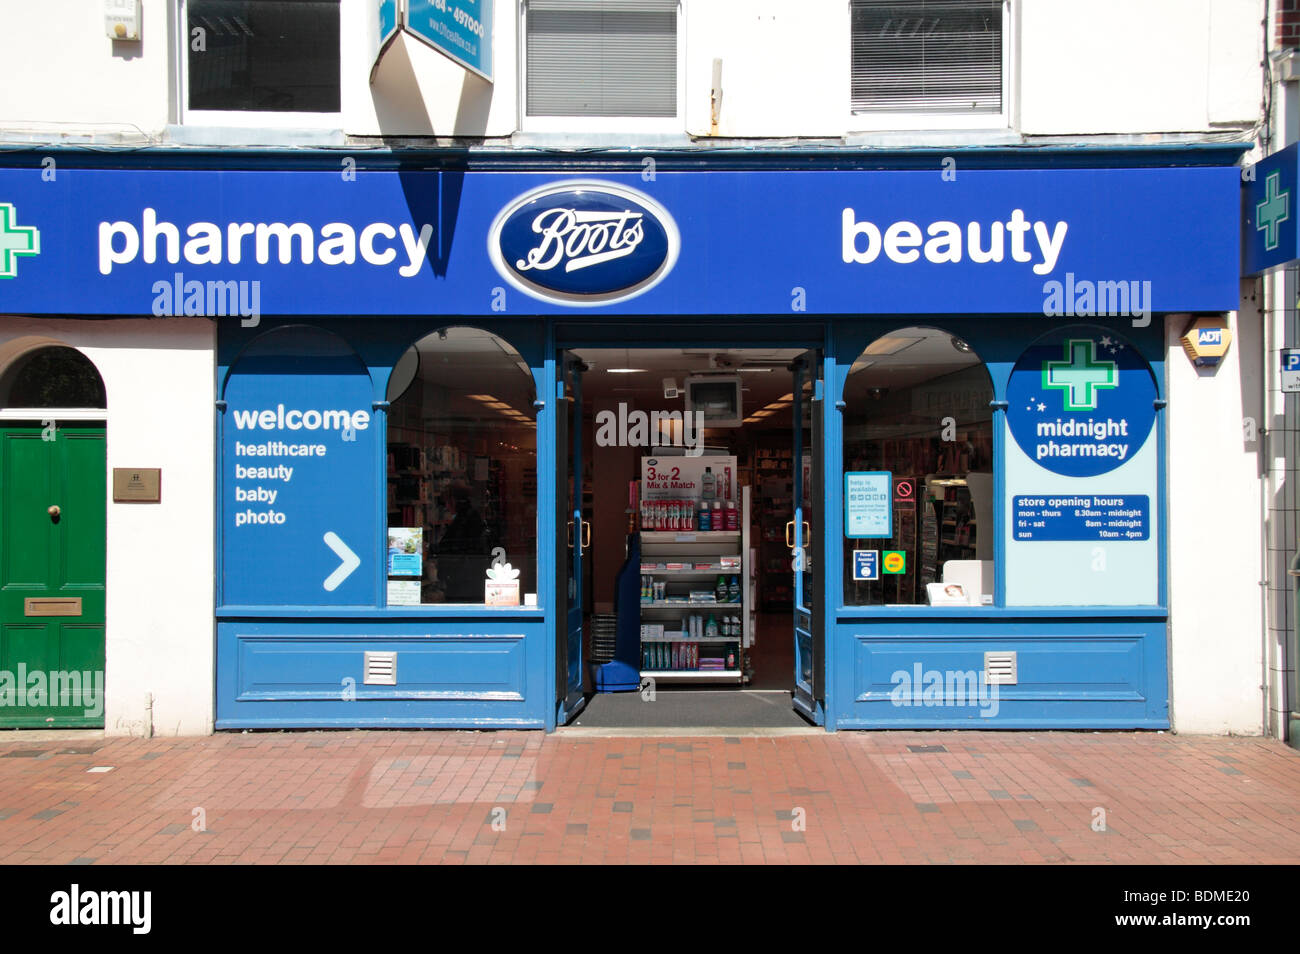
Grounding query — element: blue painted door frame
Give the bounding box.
[556,354,588,725]
[792,351,827,724]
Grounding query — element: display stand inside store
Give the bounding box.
[638,485,752,683]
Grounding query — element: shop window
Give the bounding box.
[851,0,1004,114]
[0,347,106,409]
[842,328,994,607]
[523,0,680,125]
[386,328,537,607]
[186,0,341,114]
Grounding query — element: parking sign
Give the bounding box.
[1284,350,1300,393]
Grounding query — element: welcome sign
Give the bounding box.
[220,330,377,606]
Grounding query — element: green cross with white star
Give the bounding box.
[1257,171,1290,253]
[0,203,39,279]
[1042,339,1118,412]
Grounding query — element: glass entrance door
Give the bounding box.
[556,355,588,724]
[790,353,824,722]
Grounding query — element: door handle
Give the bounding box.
[785,520,794,549]
[581,519,591,550]
[47,505,60,519]
[566,520,574,549]
[803,521,811,546]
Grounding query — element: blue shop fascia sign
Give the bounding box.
[0,164,1241,317]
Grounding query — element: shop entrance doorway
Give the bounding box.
[555,345,823,729]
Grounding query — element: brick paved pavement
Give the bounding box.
[0,729,1297,864]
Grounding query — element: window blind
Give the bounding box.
[526,0,678,118]
[851,0,1002,112]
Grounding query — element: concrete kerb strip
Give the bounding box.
[0,729,107,744]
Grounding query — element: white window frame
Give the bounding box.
[518,0,686,134]
[177,0,344,130]
[0,409,107,423]
[847,0,1014,133]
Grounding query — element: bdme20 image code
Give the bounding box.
[1124,890,1250,904]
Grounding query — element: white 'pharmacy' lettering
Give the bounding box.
[98,209,434,277]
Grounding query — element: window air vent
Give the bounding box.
[364,651,397,686]
[984,651,1017,685]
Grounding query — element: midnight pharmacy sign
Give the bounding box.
[1006,333,1157,478]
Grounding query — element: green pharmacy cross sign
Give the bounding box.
[1043,339,1118,412]
[1257,171,1290,252]
[0,203,38,279]
[1245,142,1300,275]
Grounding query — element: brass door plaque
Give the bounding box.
[24,598,82,617]
[113,468,161,502]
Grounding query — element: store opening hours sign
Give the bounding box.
[1013,495,1149,541]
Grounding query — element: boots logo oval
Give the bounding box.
[488,181,679,306]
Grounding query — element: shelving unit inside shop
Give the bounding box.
[637,486,751,683]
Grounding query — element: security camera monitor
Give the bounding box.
[684,375,743,428]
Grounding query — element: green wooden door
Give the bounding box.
[0,424,106,727]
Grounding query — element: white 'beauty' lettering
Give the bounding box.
[842,208,1069,276]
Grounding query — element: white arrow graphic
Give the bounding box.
[322,531,361,591]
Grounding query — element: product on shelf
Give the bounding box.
[701,466,716,500]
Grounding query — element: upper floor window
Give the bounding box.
[523,0,680,129]
[186,0,340,116]
[851,0,1003,114]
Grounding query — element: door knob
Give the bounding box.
[47,505,60,518]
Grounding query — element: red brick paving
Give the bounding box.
[0,730,1297,864]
